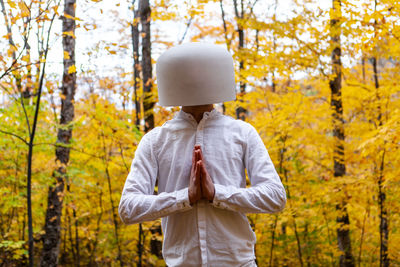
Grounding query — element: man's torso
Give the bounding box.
[148,110,256,266]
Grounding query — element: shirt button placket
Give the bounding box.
[196,119,208,266]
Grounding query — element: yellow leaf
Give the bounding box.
[21,54,30,63]
[46,80,54,93]
[64,51,70,59]
[18,2,30,17]
[9,1,17,9]
[62,31,76,38]
[52,5,59,14]
[64,13,82,21]
[68,65,76,74]
[7,45,17,57]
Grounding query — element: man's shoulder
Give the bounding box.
[141,120,182,141]
[218,113,255,132]
[140,126,162,143]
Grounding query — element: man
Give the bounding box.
[119,43,286,266]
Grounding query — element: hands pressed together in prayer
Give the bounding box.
[188,145,215,205]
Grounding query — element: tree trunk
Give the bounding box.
[330,1,355,266]
[282,150,303,267]
[66,207,76,263]
[66,182,80,266]
[233,0,247,121]
[133,2,146,264]
[150,222,163,258]
[138,216,144,263]
[139,0,163,260]
[219,0,230,114]
[371,10,389,262]
[378,151,388,267]
[132,0,141,127]
[88,189,104,265]
[140,0,154,132]
[219,0,230,50]
[271,0,278,93]
[269,215,278,267]
[105,163,124,266]
[41,1,76,265]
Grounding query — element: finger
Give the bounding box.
[196,160,201,173]
[195,150,200,162]
[191,149,197,172]
[196,161,201,181]
[195,146,202,160]
[192,147,196,165]
[200,162,207,178]
[198,147,204,161]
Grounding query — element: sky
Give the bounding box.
[44,0,332,78]
[0,0,333,106]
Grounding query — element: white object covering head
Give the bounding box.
[156,43,236,106]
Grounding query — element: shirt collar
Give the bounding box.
[175,108,221,124]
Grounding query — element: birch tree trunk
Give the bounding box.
[330,1,355,266]
[41,1,76,265]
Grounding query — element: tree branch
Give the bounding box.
[178,16,192,44]
[0,129,29,145]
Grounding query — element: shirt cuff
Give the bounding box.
[212,184,230,210]
[175,187,192,211]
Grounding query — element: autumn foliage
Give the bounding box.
[0,0,400,266]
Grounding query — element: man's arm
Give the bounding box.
[118,132,192,225]
[210,125,286,214]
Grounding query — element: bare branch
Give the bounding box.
[0,129,29,145]
[118,142,130,174]
[178,16,193,44]
[29,0,59,141]
[219,0,231,50]
[1,62,41,76]
[249,0,259,16]
[0,83,19,102]
[20,90,32,136]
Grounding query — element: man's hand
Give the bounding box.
[188,145,215,205]
[197,146,215,202]
[189,147,202,205]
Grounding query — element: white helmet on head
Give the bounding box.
[156,43,236,107]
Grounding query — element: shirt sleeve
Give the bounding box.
[118,131,192,225]
[212,125,287,214]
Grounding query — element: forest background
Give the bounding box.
[0,0,399,266]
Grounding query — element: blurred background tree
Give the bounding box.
[0,0,399,266]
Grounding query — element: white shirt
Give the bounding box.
[119,109,286,267]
